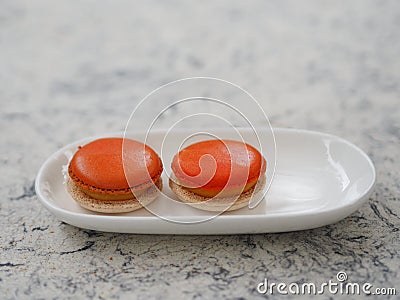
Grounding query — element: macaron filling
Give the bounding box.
[185,177,258,198]
[68,167,162,200]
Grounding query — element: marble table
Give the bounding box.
[1,0,399,299]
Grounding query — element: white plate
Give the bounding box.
[35,128,375,234]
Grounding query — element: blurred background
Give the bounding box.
[2,0,399,137]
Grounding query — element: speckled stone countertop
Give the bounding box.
[1,1,399,299]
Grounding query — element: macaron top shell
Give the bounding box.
[69,138,162,190]
[171,140,266,191]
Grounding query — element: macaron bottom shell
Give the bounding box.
[67,178,162,213]
[169,175,266,212]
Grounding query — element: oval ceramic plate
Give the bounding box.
[35,128,375,234]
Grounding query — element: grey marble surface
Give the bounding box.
[1,0,399,299]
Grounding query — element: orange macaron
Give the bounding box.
[169,139,266,211]
[67,138,163,213]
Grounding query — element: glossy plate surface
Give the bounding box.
[35,128,375,234]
